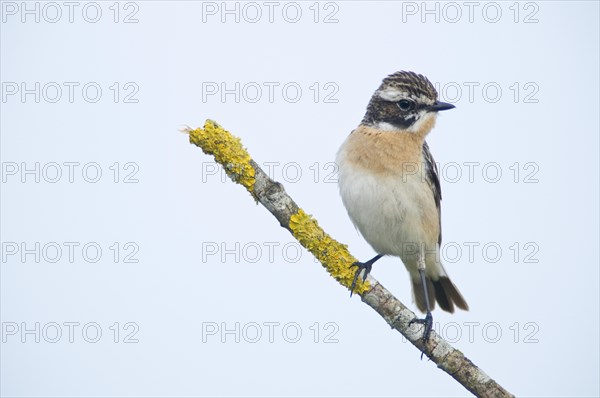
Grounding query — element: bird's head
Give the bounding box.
[362,71,455,134]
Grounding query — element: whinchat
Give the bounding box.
[336,71,468,342]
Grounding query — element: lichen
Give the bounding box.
[188,120,255,194]
[188,121,367,294]
[289,209,370,295]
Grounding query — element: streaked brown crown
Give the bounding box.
[380,71,438,102]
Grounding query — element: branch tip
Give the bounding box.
[179,125,194,134]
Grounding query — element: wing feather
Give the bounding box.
[422,141,442,245]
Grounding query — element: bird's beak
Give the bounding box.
[427,101,455,112]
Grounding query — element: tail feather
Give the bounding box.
[412,276,469,314]
[432,278,453,312]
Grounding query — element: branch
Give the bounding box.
[183,120,514,398]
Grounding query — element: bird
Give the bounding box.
[336,71,469,342]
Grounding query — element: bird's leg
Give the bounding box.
[349,254,384,296]
[409,244,434,353]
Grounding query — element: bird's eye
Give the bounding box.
[397,99,414,111]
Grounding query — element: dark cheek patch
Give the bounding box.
[379,102,415,129]
[362,98,420,129]
[383,115,417,129]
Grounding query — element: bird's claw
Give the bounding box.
[349,261,372,297]
[409,312,433,359]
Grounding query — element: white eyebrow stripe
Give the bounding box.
[378,89,436,106]
[378,89,405,101]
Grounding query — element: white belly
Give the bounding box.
[336,148,441,276]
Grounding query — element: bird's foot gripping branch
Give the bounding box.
[183,120,514,398]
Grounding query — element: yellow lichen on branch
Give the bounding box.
[185,119,367,294]
[289,209,370,295]
[188,120,256,194]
